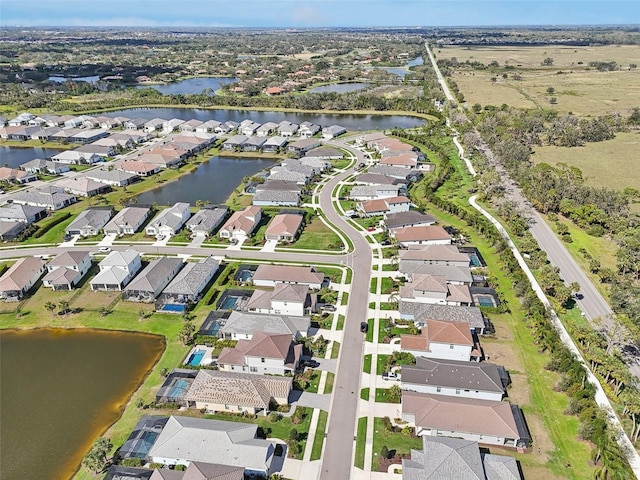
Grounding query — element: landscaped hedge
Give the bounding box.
[32,212,72,238]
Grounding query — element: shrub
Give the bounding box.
[120,458,142,467]
[380,445,389,459]
[269,412,282,423]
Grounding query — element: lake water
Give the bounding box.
[136,155,276,206]
[137,77,237,95]
[0,146,66,169]
[105,107,425,131]
[0,328,164,479]
[309,82,370,94]
[48,76,101,83]
[369,56,425,78]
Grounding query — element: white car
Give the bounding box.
[98,247,111,252]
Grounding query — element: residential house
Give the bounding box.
[240,120,261,136]
[144,118,166,133]
[69,129,109,145]
[321,124,346,139]
[184,370,292,415]
[103,207,152,236]
[92,136,134,150]
[86,169,138,187]
[50,128,83,143]
[218,311,310,341]
[0,167,36,184]
[12,186,76,211]
[262,136,288,153]
[124,257,184,302]
[266,168,310,185]
[242,136,267,152]
[0,256,46,301]
[0,204,46,224]
[42,251,92,291]
[0,221,26,241]
[186,207,228,238]
[402,391,531,449]
[399,274,472,306]
[246,283,311,317]
[90,249,142,291]
[218,206,262,240]
[29,126,62,141]
[298,122,320,138]
[277,121,299,137]
[163,118,185,132]
[355,173,404,187]
[357,196,411,217]
[399,245,470,269]
[65,208,113,237]
[350,185,404,201]
[264,213,303,243]
[146,416,277,476]
[304,146,342,159]
[252,264,326,289]
[402,436,522,480]
[221,134,248,151]
[379,152,419,169]
[384,211,437,230]
[50,150,100,165]
[118,160,161,177]
[179,119,204,132]
[257,122,278,136]
[74,144,115,159]
[399,302,488,335]
[214,121,238,134]
[391,225,452,247]
[197,120,221,133]
[286,138,321,156]
[20,159,70,175]
[401,357,508,402]
[8,112,34,126]
[111,130,149,143]
[217,331,302,376]
[401,319,480,362]
[135,152,177,168]
[57,177,109,197]
[159,256,219,305]
[298,156,331,171]
[124,118,147,130]
[145,202,191,238]
[401,264,473,286]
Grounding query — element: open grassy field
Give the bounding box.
[531,131,640,192]
[438,45,640,116]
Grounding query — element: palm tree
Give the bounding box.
[59,300,70,317]
[44,301,57,317]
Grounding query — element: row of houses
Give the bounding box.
[356,131,428,170]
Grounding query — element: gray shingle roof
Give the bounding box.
[187,208,228,233]
[66,209,113,232]
[401,357,505,394]
[220,311,310,339]
[399,302,485,331]
[402,436,485,480]
[162,257,219,296]
[125,257,183,294]
[385,211,436,229]
[253,190,300,204]
[148,416,275,472]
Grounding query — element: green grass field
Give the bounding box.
[282,217,343,251]
[310,410,329,461]
[531,131,640,192]
[354,417,368,469]
[370,417,422,471]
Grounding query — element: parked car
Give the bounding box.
[98,246,111,252]
[367,226,376,232]
[321,304,336,313]
[360,322,368,333]
[382,371,401,381]
[303,359,320,368]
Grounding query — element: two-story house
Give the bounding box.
[401,319,481,362]
[217,332,302,376]
[90,249,142,291]
[42,251,92,291]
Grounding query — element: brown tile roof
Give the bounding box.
[119,160,159,173]
[447,284,472,304]
[182,462,245,480]
[401,319,473,352]
[380,153,418,167]
[399,245,469,263]
[412,274,448,293]
[265,213,303,237]
[185,370,291,409]
[218,331,297,366]
[252,264,324,285]
[0,256,45,292]
[393,225,452,243]
[220,206,261,235]
[402,391,521,439]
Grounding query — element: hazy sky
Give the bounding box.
[1,0,638,27]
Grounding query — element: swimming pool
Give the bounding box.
[186,349,206,367]
[167,378,190,399]
[161,303,187,313]
[477,295,496,307]
[237,270,254,283]
[219,296,239,310]
[469,253,481,267]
